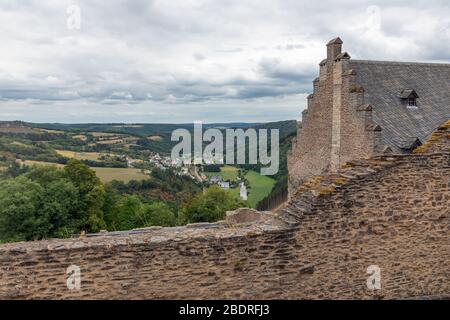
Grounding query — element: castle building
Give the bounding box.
[288,37,450,196]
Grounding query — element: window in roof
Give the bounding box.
[400,89,419,109]
[407,97,417,107]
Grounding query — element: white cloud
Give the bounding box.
[0,0,448,122]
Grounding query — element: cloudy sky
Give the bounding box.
[0,0,449,123]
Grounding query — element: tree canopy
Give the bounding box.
[180,185,247,223]
[0,161,246,243]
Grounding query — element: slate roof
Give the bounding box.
[399,89,419,99]
[348,60,450,152]
[327,37,343,45]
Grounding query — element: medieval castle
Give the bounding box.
[0,38,448,300]
[288,37,450,195]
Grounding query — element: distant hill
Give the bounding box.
[1,120,297,157]
[0,121,35,134]
[29,122,263,136]
[29,121,295,136]
[253,120,297,140]
[28,121,297,155]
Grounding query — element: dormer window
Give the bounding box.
[407,97,417,107]
[399,89,419,109]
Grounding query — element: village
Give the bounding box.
[145,152,249,201]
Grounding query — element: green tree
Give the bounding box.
[136,202,176,227]
[25,165,65,186]
[85,184,107,232]
[4,161,27,178]
[63,159,105,231]
[181,186,246,223]
[41,179,82,238]
[102,184,121,231]
[115,195,142,231]
[0,177,45,242]
[64,159,101,196]
[0,171,88,242]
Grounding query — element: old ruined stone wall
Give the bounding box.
[283,152,449,299]
[0,129,448,299]
[0,220,299,300]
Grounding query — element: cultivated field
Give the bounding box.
[72,134,88,141]
[37,128,65,134]
[92,167,149,183]
[18,160,149,183]
[55,150,102,161]
[148,135,164,141]
[20,160,65,168]
[90,132,120,137]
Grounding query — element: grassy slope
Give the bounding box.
[245,170,276,207]
[204,166,276,208]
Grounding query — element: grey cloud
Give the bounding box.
[275,44,305,50]
[258,58,316,83]
[0,0,448,122]
[193,53,206,61]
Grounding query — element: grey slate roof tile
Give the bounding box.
[349,59,450,152]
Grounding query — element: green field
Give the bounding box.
[205,166,275,208]
[19,160,149,183]
[245,170,276,207]
[92,167,149,183]
[226,170,276,207]
[21,160,65,168]
[56,150,103,161]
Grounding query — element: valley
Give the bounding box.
[0,120,295,243]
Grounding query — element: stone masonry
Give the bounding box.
[288,38,381,196]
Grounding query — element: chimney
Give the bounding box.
[326,37,343,60]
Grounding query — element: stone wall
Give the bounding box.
[0,128,448,299]
[287,72,334,194]
[0,219,294,300]
[288,38,383,196]
[282,152,449,299]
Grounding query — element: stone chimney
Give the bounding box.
[327,37,343,60]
